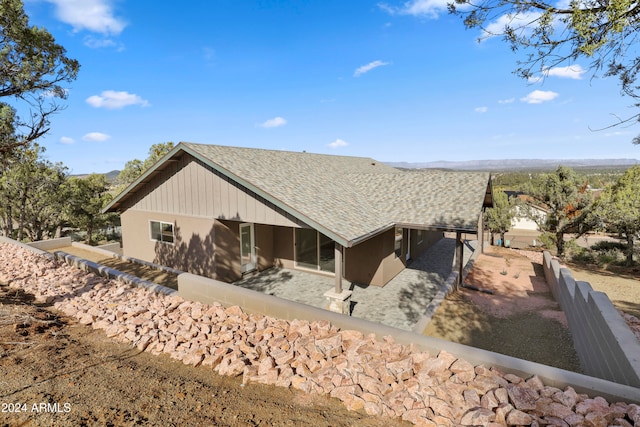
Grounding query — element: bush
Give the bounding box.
[91,231,107,245]
[597,248,625,266]
[590,240,626,252]
[570,248,596,264]
[538,233,556,252]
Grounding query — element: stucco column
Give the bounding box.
[334,242,343,293]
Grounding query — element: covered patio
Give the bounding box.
[233,237,476,331]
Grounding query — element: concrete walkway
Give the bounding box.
[233,237,476,331]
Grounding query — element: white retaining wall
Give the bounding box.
[543,251,640,388]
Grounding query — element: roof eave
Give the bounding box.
[393,222,479,234]
[102,143,186,213]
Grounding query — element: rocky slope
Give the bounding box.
[1,243,638,426]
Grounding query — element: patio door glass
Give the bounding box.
[319,233,335,272]
[240,223,256,273]
[295,228,318,270]
[295,228,335,273]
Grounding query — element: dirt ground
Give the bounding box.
[0,283,408,427]
[424,246,583,372]
[566,262,640,319]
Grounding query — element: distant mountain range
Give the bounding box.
[72,170,120,182]
[81,160,639,179]
[385,159,640,171]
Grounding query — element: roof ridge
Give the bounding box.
[180,141,379,162]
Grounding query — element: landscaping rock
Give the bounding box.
[0,242,638,427]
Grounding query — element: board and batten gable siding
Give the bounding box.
[122,153,303,228]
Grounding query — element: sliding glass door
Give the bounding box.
[295,229,334,273]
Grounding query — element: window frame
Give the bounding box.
[149,220,175,244]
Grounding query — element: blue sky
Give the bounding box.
[21,0,640,174]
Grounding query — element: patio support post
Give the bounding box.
[335,243,343,293]
[479,214,485,254]
[324,242,352,315]
[455,231,463,291]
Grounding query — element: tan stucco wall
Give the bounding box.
[121,211,280,283]
[122,210,443,287]
[212,219,241,282]
[121,210,218,278]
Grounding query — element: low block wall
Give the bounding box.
[54,251,177,296]
[27,236,71,251]
[179,272,640,403]
[543,251,640,387]
[70,241,183,276]
[96,242,121,253]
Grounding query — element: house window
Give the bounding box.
[417,230,424,245]
[150,220,174,244]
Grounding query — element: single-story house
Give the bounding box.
[104,143,492,289]
[511,203,548,231]
[497,191,548,248]
[503,191,548,231]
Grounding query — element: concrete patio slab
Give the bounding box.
[233,237,476,330]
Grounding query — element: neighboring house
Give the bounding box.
[104,143,492,287]
[501,191,548,248]
[511,203,547,231]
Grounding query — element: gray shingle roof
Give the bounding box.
[107,142,490,246]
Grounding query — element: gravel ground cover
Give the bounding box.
[2,242,639,426]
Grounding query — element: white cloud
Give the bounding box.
[328,139,348,148]
[378,0,451,18]
[259,117,287,128]
[82,132,111,142]
[520,90,559,104]
[475,106,488,113]
[529,65,586,83]
[483,11,542,40]
[44,0,126,35]
[498,98,515,104]
[354,60,389,77]
[59,136,75,145]
[86,90,149,109]
[545,65,586,80]
[83,36,117,49]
